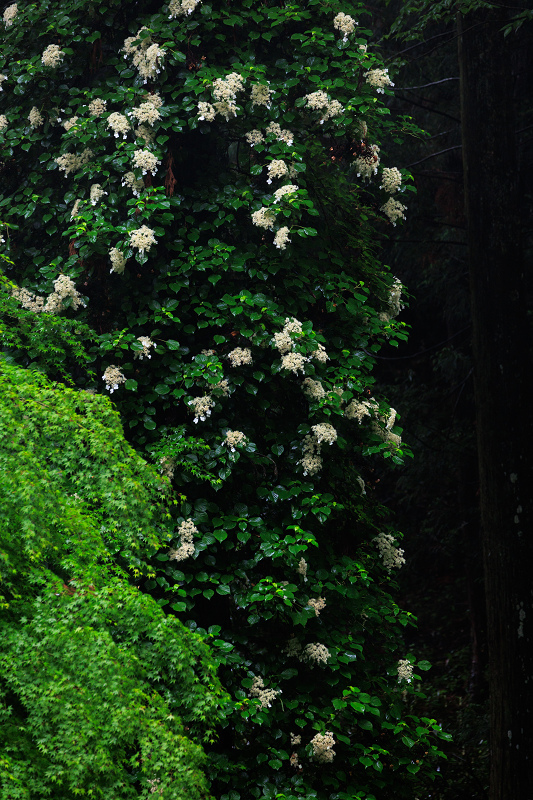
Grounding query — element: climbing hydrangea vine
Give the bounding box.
[0,0,448,798]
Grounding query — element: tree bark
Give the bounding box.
[458,7,533,798]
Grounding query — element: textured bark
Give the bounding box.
[458,7,533,798]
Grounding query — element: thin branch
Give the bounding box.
[389,29,455,58]
[425,127,461,139]
[412,170,463,183]
[394,77,459,91]
[363,325,471,361]
[403,145,462,168]
[394,94,460,123]
[397,239,467,245]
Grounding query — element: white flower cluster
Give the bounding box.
[344,397,376,422]
[308,597,326,616]
[169,518,197,562]
[372,417,402,448]
[197,72,246,122]
[212,72,245,120]
[213,378,230,396]
[249,676,280,709]
[107,112,131,139]
[90,184,107,205]
[3,3,17,26]
[300,434,322,476]
[266,121,293,145]
[188,394,214,423]
[123,28,165,83]
[297,557,308,580]
[333,11,357,41]
[380,167,402,193]
[273,184,298,203]
[266,159,288,184]
[365,68,395,93]
[102,365,126,393]
[381,197,406,226]
[122,171,145,197]
[310,731,336,763]
[63,116,79,132]
[134,335,156,360]
[273,317,303,355]
[129,225,157,253]
[389,277,403,317]
[305,90,328,111]
[304,91,344,124]
[311,343,329,363]
[197,102,216,122]
[227,347,253,367]
[300,424,337,476]
[0,115,7,131]
[41,44,64,68]
[144,92,163,108]
[274,227,291,250]
[251,207,277,230]
[281,352,307,374]
[109,247,127,274]
[291,733,302,746]
[0,74,6,91]
[169,0,201,17]
[159,456,175,479]
[55,148,93,176]
[373,532,405,572]
[251,83,273,108]
[380,278,403,324]
[49,274,86,311]
[28,107,44,128]
[131,102,161,126]
[312,423,337,446]
[225,430,247,452]
[11,286,46,313]
[245,129,264,147]
[355,144,380,179]
[397,659,414,683]
[88,98,107,116]
[302,378,325,402]
[301,642,331,666]
[135,123,153,143]
[13,276,86,315]
[132,148,161,175]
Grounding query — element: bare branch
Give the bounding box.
[394,77,459,90]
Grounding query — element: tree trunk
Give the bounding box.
[458,7,533,798]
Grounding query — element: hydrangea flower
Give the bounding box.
[380,167,402,193]
[102,365,126,393]
[88,98,107,116]
[3,4,18,27]
[41,44,64,68]
[109,247,127,274]
[365,68,395,93]
[274,227,291,250]
[381,197,407,226]
[129,225,157,253]
[333,11,356,41]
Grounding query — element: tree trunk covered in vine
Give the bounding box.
[458,6,533,798]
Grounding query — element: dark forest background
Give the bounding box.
[374,2,533,796]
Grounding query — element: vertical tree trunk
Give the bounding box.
[458,7,533,798]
